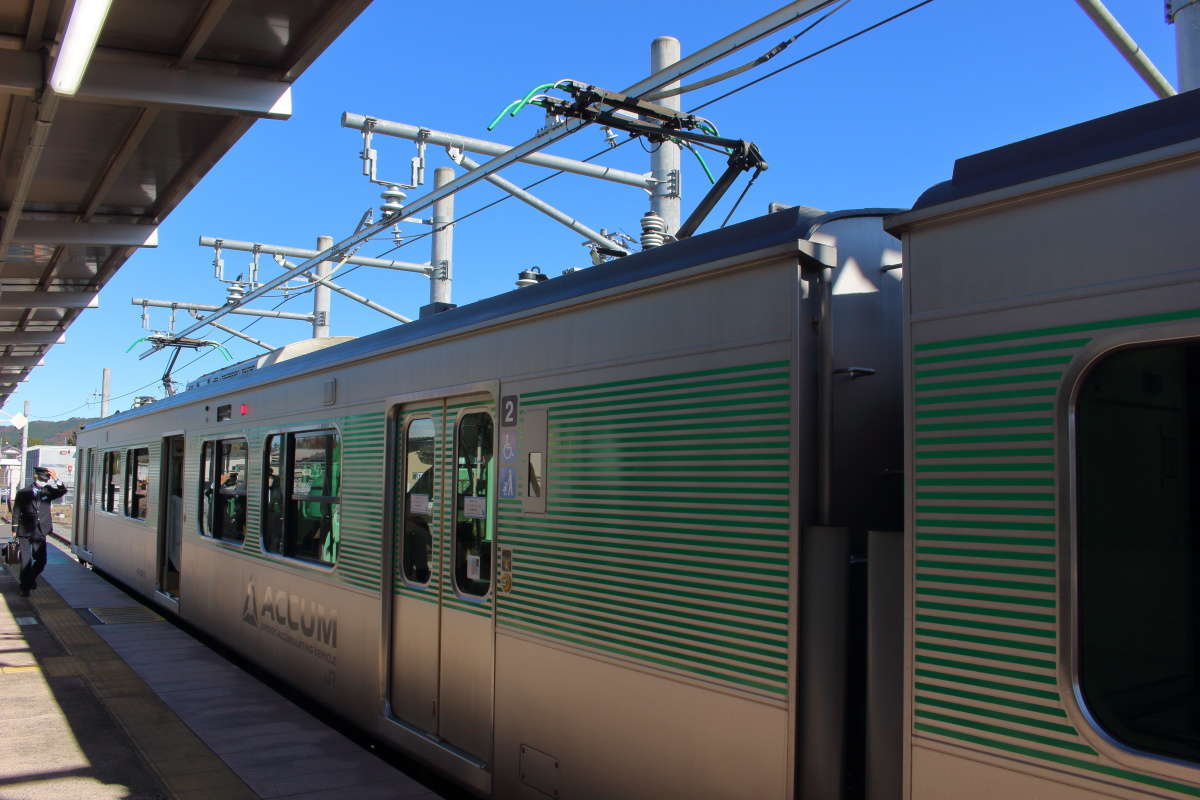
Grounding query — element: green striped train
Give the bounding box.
[74,88,1200,799]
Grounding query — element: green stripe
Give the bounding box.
[916,492,1054,501]
[916,448,1052,459]
[914,338,1091,365]
[916,546,1053,561]
[916,432,1053,445]
[914,710,1091,753]
[915,601,1054,624]
[546,498,788,520]
[916,505,1053,517]
[499,530,788,575]
[498,606,786,685]
[916,571,1054,592]
[551,406,788,430]
[512,553,790,604]
[554,424,789,445]
[914,682,1065,715]
[522,360,789,401]
[914,668,1059,700]
[917,640,1055,670]
[547,387,788,416]
[917,587,1054,608]
[916,403,1053,418]
[917,418,1053,432]
[510,562,788,624]
[552,491,787,506]
[915,307,1200,352]
[916,463,1052,473]
[510,578,789,641]
[915,655,1057,685]
[916,627,1055,655]
[531,372,790,408]
[916,696,1075,734]
[504,593,787,666]
[916,356,1072,380]
[503,514,790,543]
[916,518,1055,531]
[554,440,787,454]
[916,613,1054,639]
[916,537,1055,552]
[916,372,1063,394]
[916,478,1053,487]
[916,561,1051,578]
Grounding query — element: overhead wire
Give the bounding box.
[50,0,939,420]
[688,0,939,114]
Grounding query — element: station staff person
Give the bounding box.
[12,466,67,597]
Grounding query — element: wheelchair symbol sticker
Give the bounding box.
[501,431,517,463]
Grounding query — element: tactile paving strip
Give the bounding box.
[87,605,165,625]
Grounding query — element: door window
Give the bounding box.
[453,412,494,597]
[400,417,436,584]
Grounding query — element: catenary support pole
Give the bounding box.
[314,235,332,337]
[1171,0,1200,91]
[1073,0,1176,98]
[430,167,454,305]
[100,368,110,417]
[650,36,682,236]
[18,400,28,486]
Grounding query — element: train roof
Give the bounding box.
[87,205,897,431]
[888,88,1200,231]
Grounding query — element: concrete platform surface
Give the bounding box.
[0,541,446,800]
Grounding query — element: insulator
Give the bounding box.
[380,185,406,216]
[226,281,245,303]
[640,211,667,249]
[515,266,548,288]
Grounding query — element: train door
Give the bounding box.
[156,435,184,599]
[75,448,93,555]
[388,394,495,765]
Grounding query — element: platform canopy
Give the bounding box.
[0,0,372,410]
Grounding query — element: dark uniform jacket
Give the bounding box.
[13,480,67,542]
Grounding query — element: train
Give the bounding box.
[71,87,1200,799]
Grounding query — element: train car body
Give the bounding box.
[73,207,903,799]
[888,89,1200,798]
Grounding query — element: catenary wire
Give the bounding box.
[52,2,938,419]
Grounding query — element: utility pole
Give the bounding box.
[314,235,332,338]
[1170,0,1200,91]
[18,400,28,487]
[649,36,682,237]
[100,368,110,417]
[429,166,454,308]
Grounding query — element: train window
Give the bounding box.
[101,451,122,513]
[198,437,247,543]
[1076,341,1200,765]
[400,417,436,584]
[262,429,340,565]
[124,448,149,519]
[453,412,493,597]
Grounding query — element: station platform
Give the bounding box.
[1,539,448,800]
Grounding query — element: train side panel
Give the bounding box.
[892,97,1200,799]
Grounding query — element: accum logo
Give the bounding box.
[241,578,338,648]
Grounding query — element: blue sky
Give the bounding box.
[12,0,1181,420]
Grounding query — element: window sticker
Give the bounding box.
[466,554,481,581]
[499,467,517,499]
[463,495,487,518]
[501,431,518,463]
[410,493,430,514]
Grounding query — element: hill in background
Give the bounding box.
[0,417,98,447]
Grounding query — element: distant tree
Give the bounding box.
[66,431,77,446]
[27,437,45,446]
